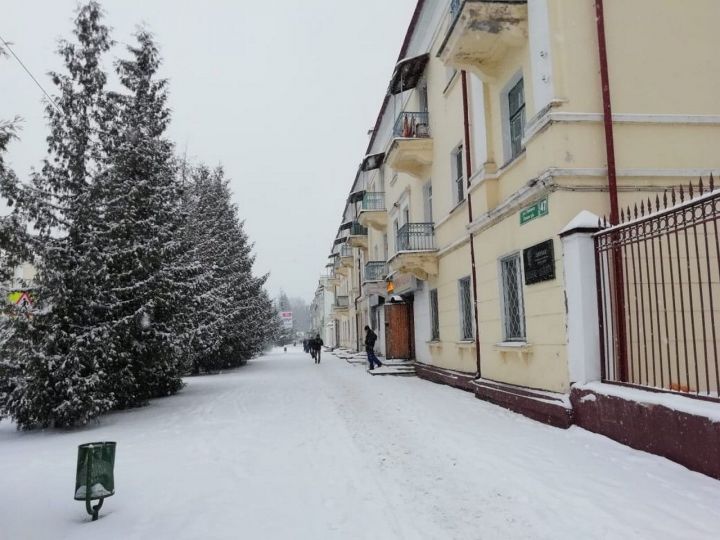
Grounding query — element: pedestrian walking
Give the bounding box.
[364,326,383,370]
[312,334,324,364]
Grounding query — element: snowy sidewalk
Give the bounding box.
[1,347,719,540]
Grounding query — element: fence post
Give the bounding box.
[560,211,603,385]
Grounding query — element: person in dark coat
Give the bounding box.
[312,334,323,364]
[364,326,383,370]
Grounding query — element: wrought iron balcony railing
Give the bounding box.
[335,296,349,308]
[339,244,353,258]
[361,192,386,211]
[364,261,388,282]
[450,0,462,20]
[393,111,430,139]
[349,221,368,236]
[396,222,435,252]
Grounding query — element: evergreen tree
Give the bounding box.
[179,165,277,372]
[0,2,114,428]
[94,29,186,408]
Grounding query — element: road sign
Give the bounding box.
[520,197,549,225]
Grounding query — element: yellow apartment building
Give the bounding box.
[318,0,720,477]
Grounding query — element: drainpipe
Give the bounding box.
[595,0,627,380]
[461,70,482,378]
[594,0,619,223]
[355,257,362,352]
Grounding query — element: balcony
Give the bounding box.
[334,244,352,275]
[364,261,388,283]
[386,112,433,179]
[358,192,387,231]
[346,221,368,250]
[323,268,340,289]
[333,295,349,315]
[438,0,528,78]
[389,223,438,280]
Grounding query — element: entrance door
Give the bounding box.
[385,302,414,359]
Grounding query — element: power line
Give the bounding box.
[0,33,63,115]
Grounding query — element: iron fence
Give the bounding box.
[595,178,720,400]
[396,222,435,252]
[393,111,430,139]
[364,261,388,282]
[362,192,386,211]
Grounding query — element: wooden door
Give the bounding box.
[385,302,413,359]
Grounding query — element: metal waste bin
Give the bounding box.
[74,441,116,521]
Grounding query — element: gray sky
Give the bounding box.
[0,0,416,301]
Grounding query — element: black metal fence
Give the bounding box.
[393,111,430,139]
[364,261,388,282]
[362,192,385,211]
[396,222,435,252]
[595,178,720,399]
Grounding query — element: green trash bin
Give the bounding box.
[74,442,116,521]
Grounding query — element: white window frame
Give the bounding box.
[498,252,526,342]
[451,143,465,205]
[423,181,433,222]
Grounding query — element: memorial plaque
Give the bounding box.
[523,240,555,285]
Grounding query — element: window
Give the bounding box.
[500,254,526,341]
[418,81,429,112]
[430,289,440,341]
[458,277,474,340]
[508,78,526,160]
[452,145,464,204]
[423,181,433,222]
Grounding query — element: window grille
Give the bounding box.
[501,254,526,340]
[430,289,440,341]
[459,277,474,340]
[508,78,525,159]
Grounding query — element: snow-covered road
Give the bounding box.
[1,347,719,540]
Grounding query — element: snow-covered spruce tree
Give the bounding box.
[179,166,275,372]
[0,116,32,423]
[94,29,186,408]
[0,2,115,429]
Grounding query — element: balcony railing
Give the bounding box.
[450,0,462,19]
[339,244,352,258]
[364,261,388,282]
[393,111,430,139]
[361,192,386,211]
[396,222,435,252]
[350,221,368,236]
[335,296,349,308]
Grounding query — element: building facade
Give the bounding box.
[318,0,720,479]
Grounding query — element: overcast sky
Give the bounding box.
[0,0,416,301]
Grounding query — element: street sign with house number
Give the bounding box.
[520,198,549,225]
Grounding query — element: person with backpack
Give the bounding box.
[364,326,382,370]
[312,334,324,364]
